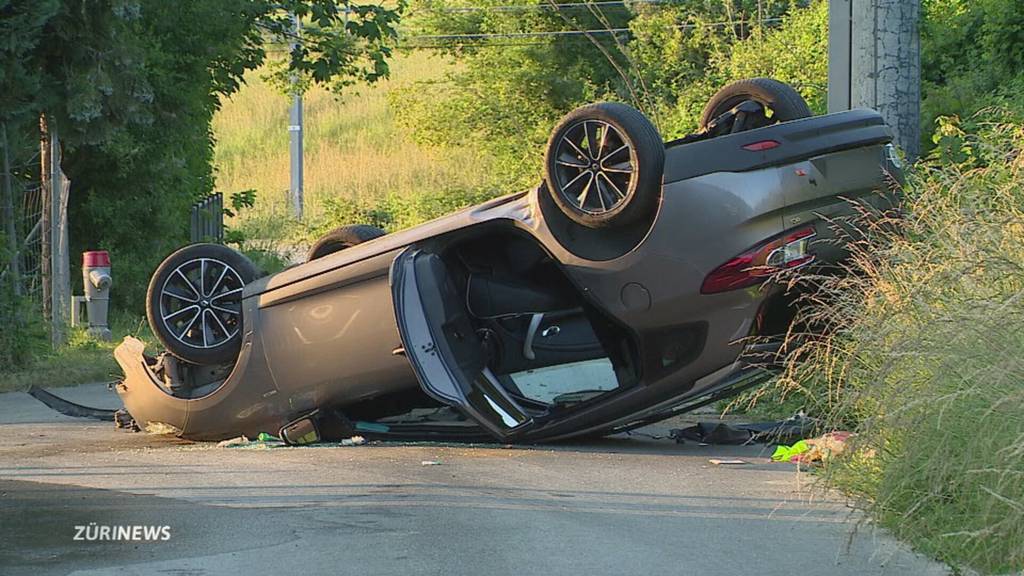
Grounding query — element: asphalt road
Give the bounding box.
[0,384,947,576]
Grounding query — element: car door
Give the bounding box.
[391,247,535,440]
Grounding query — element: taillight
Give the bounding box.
[701,226,816,294]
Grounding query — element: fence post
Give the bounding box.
[48,127,70,348]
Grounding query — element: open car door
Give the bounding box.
[391,248,535,441]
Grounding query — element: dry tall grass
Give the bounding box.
[212,51,504,249]
[769,112,1024,573]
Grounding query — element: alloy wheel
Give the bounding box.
[158,258,244,349]
[552,120,636,216]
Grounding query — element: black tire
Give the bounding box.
[543,102,664,229]
[699,78,812,130]
[146,244,258,366]
[306,224,386,261]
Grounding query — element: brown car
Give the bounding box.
[113,79,901,443]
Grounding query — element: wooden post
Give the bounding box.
[40,115,51,323]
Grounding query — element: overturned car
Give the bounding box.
[114,78,901,443]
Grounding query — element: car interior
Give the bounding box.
[442,228,639,411]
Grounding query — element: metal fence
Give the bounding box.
[190,193,224,243]
[17,181,43,297]
[0,146,43,300]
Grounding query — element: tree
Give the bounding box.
[0,0,405,312]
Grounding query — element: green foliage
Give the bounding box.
[920,0,1024,149]
[392,0,819,180]
[634,0,827,136]
[0,311,153,391]
[0,237,47,369]
[261,1,407,95]
[393,0,638,189]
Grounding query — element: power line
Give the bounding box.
[401,18,780,43]
[427,0,682,13]
[264,18,781,50]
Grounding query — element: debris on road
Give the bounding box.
[144,422,182,435]
[772,440,810,462]
[216,436,250,448]
[26,385,118,421]
[772,432,853,464]
[340,436,366,446]
[671,414,816,445]
[709,458,747,465]
[421,460,442,466]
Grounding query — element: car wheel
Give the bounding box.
[146,244,258,366]
[307,224,386,261]
[544,102,664,229]
[699,78,812,131]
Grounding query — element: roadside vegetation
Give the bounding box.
[0,313,154,392]
[764,107,1024,573]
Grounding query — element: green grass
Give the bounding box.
[0,312,154,393]
[212,51,505,246]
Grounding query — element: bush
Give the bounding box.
[770,110,1024,573]
[0,230,47,369]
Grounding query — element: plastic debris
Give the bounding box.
[772,440,810,462]
[257,432,281,443]
[421,460,442,466]
[340,435,366,446]
[709,458,747,465]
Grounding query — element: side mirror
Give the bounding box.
[279,412,321,446]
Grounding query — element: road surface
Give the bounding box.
[0,383,947,576]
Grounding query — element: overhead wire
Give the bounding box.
[398,18,781,45]
[428,0,687,12]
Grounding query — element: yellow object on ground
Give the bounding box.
[772,440,811,462]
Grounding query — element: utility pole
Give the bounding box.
[828,0,921,161]
[289,13,304,220]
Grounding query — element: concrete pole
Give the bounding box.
[289,13,304,220]
[832,0,921,161]
[827,0,852,113]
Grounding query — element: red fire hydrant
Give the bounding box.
[82,251,112,341]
